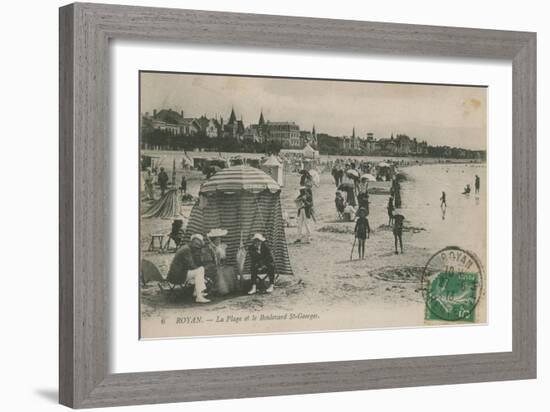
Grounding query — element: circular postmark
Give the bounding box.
[421,246,484,322]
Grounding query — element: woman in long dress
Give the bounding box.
[144,168,155,200]
[295,187,313,243]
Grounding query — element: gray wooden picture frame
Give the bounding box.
[59,2,536,409]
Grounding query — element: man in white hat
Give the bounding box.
[166,234,210,303]
[247,233,275,295]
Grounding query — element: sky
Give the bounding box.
[140,72,487,150]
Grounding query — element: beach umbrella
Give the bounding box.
[360,173,376,182]
[200,165,280,194]
[346,169,360,178]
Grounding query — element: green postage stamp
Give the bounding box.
[422,246,484,322]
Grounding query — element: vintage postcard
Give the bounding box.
[139,71,487,338]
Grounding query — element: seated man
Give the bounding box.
[166,234,210,303]
[247,233,275,295]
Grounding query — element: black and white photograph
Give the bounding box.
[139,71,487,338]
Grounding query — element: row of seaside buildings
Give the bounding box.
[141,108,432,156]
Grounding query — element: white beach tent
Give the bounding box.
[302,143,319,159]
[261,155,284,186]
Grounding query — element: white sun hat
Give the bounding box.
[252,233,266,242]
[190,234,204,245]
[207,228,228,238]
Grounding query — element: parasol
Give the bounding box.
[360,173,376,182]
[346,169,360,178]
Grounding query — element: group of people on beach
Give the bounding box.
[440,173,482,219]
[166,228,278,303]
[331,161,405,257]
[143,166,190,202]
[143,166,170,200]
[159,160,484,305]
[462,174,481,195]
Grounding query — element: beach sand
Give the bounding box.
[140,162,487,338]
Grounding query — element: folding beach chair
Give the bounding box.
[157,279,192,301]
[157,276,214,302]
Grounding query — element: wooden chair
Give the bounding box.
[148,234,164,251]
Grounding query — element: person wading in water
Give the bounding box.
[440,191,447,220]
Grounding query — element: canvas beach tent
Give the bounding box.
[185,166,293,276]
[181,152,193,168]
[142,188,182,219]
[261,155,284,186]
[302,143,319,159]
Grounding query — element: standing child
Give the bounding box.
[387,195,394,226]
[393,211,404,255]
[354,207,371,260]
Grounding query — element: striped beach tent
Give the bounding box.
[185,166,293,276]
[141,188,181,219]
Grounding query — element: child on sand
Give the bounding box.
[387,196,394,226]
[393,211,404,255]
[354,207,371,260]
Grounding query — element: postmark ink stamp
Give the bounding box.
[421,246,484,322]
